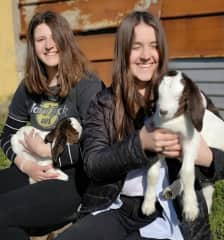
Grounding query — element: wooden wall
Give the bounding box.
[18,0,224,86]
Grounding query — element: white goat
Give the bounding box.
[11,117,82,184]
[142,70,224,221]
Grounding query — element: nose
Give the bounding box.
[159,109,168,116]
[140,46,151,61]
[45,38,54,49]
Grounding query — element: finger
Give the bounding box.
[41,164,54,171]
[41,170,59,179]
[163,143,181,151]
[163,149,182,158]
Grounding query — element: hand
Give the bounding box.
[20,129,51,158]
[16,157,59,182]
[140,126,182,158]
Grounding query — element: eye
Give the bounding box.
[150,43,158,49]
[35,37,45,42]
[132,43,141,50]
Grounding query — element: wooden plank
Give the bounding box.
[19,0,70,4]
[163,15,224,58]
[76,34,115,61]
[78,16,224,61]
[161,0,224,18]
[19,0,162,37]
[91,61,113,87]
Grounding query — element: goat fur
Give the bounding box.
[11,117,82,184]
[142,71,224,221]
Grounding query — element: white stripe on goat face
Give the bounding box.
[158,72,185,120]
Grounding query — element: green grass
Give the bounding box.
[210,180,224,240]
[0,114,223,238]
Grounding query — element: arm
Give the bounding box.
[196,137,224,182]
[82,91,157,183]
[0,115,27,162]
[0,82,29,162]
[195,94,224,182]
[0,83,59,181]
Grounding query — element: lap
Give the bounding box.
[55,211,170,240]
[55,195,163,240]
[55,210,127,240]
[0,165,81,229]
[0,164,28,193]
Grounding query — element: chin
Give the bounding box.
[136,75,153,82]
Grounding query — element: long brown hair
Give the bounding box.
[112,11,168,139]
[25,11,89,97]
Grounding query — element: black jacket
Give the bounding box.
[81,87,224,240]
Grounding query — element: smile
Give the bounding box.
[44,52,58,56]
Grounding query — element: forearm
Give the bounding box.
[196,136,224,182]
[83,131,154,182]
[0,115,27,161]
[195,136,213,167]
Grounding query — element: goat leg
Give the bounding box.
[163,178,183,199]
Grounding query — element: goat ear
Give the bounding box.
[184,74,205,131]
[44,130,56,144]
[51,135,66,166]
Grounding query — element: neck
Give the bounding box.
[135,79,149,96]
[46,67,58,87]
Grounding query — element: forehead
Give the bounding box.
[159,73,184,95]
[133,22,156,42]
[34,23,52,37]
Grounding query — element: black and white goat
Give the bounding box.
[142,70,224,221]
[11,117,82,184]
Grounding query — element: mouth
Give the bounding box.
[44,51,58,56]
[136,62,156,68]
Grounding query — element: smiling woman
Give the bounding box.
[0,11,103,239]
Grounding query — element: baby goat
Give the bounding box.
[142,70,224,221]
[11,117,82,184]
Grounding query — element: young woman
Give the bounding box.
[0,11,103,239]
[55,11,224,240]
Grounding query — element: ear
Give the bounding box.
[44,129,56,144]
[183,73,205,131]
[51,135,66,166]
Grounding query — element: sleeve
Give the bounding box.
[0,82,29,161]
[197,148,224,184]
[8,81,30,120]
[82,93,158,183]
[57,74,104,168]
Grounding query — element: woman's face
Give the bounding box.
[34,23,59,72]
[129,22,159,84]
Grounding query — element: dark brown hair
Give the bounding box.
[25,11,89,97]
[112,11,168,139]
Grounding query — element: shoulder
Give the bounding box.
[76,72,104,91]
[9,80,31,116]
[93,87,114,109]
[14,80,28,95]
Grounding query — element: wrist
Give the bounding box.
[41,143,52,158]
[139,127,147,150]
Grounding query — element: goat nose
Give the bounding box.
[160,109,168,116]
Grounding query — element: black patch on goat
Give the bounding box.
[182,73,205,132]
[45,118,80,167]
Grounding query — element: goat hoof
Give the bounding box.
[141,201,155,216]
[163,188,174,199]
[183,205,199,221]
